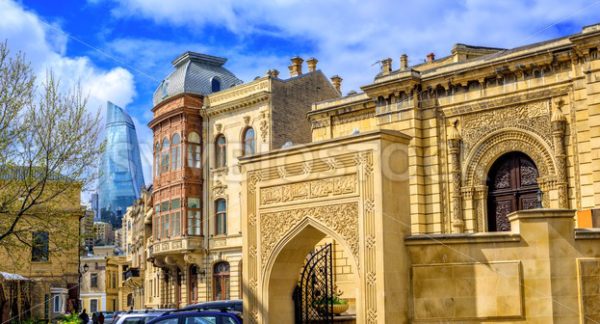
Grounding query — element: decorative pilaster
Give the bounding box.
[159,269,167,308]
[551,99,568,208]
[448,120,464,233]
[474,186,488,231]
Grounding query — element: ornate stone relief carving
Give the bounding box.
[212,180,227,197]
[260,202,359,268]
[459,100,552,154]
[259,111,269,143]
[260,174,357,206]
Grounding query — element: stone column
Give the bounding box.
[474,186,488,231]
[448,121,464,233]
[551,99,568,208]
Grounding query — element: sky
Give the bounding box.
[1,0,600,199]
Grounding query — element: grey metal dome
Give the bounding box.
[153,52,243,106]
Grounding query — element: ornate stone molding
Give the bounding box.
[260,202,359,268]
[463,128,557,187]
[260,174,357,207]
[459,100,552,154]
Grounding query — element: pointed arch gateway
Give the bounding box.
[262,218,361,324]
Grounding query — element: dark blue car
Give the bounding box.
[146,311,242,324]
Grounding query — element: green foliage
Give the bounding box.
[0,40,104,262]
[57,312,80,324]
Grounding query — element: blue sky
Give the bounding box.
[1,0,600,192]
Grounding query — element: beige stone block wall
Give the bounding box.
[407,209,600,322]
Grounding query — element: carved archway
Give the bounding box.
[463,128,557,187]
[461,128,559,232]
[262,217,360,324]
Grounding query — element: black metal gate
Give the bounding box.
[293,243,334,323]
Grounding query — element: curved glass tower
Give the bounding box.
[98,102,145,228]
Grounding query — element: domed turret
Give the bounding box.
[153,52,243,106]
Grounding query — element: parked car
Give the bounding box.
[180,300,242,313]
[113,310,173,324]
[147,310,242,324]
[103,312,117,324]
[114,312,167,324]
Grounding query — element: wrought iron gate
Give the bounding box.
[293,243,334,323]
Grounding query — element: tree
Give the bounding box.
[0,40,104,260]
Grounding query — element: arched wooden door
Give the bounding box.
[487,152,540,231]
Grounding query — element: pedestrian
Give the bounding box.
[98,312,105,324]
[92,312,98,324]
[79,309,90,324]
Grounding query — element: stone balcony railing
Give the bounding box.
[148,236,204,258]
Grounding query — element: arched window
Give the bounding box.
[171,133,181,170]
[154,142,160,178]
[242,127,255,156]
[161,137,170,173]
[187,132,201,168]
[213,262,230,300]
[487,152,540,232]
[211,77,221,92]
[215,135,227,168]
[215,199,227,235]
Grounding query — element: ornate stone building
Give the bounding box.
[147,52,339,308]
[240,24,600,323]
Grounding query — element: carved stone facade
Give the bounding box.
[243,24,600,323]
[242,132,411,323]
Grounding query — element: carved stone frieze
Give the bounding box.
[260,174,357,206]
[459,100,552,154]
[260,202,359,268]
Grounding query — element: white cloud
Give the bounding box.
[0,0,136,112]
[0,0,140,200]
[98,0,600,93]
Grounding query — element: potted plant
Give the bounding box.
[315,286,349,315]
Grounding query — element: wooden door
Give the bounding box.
[487,152,540,231]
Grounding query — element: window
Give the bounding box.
[32,231,49,262]
[211,77,221,92]
[242,127,255,156]
[91,273,98,288]
[154,143,160,178]
[215,135,226,168]
[161,137,170,173]
[172,212,181,237]
[153,319,178,324]
[188,198,201,236]
[112,273,116,289]
[161,215,169,238]
[53,294,61,313]
[187,132,201,168]
[215,199,227,235]
[213,262,230,300]
[171,133,181,170]
[90,299,98,313]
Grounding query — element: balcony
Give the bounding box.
[148,236,204,259]
[123,268,140,281]
[123,268,142,288]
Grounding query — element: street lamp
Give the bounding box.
[83,264,89,273]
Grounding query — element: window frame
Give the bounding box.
[215,199,227,235]
[242,127,256,156]
[161,137,170,173]
[32,231,49,262]
[215,134,227,168]
[187,132,201,168]
[171,133,181,170]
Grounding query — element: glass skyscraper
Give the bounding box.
[98,102,145,228]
